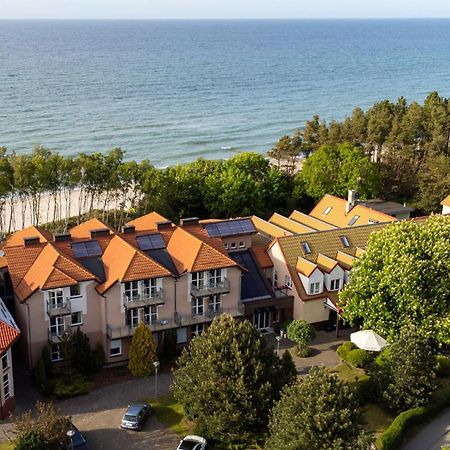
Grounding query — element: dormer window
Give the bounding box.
[323,206,332,215]
[330,279,341,291]
[339,236,350,248]
[230,242,236,250]
[301,242,311,254]
[310,282,321,295]
[348,215,360,226]
[285,275,293,289]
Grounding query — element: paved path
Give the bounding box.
[402,408,450,450]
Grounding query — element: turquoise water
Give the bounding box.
[1,19,450,166]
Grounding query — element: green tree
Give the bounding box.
[286,320,316,352]
[266,366,372,450]
[172,315,295,444]
[128,323,157,377]
[66,328,104,375]
[340,215,450,343]
[370,328,437,413]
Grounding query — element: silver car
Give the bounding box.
[120,403,151,431]
[176,435,207,450]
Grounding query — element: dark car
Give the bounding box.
[67,424,90,450]
[120,402,152,431]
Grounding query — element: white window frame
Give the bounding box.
[239,241,245,248]
[230,242,237,249]
[330,278,341,291]
[209,269,222,287]
[192,271,206,289]
[51,344,63,362]
[210,295,221,312]
[70,311,83,326]
[224,242,229,250]
[323,206,332,215]
[69,283,81,297]
[310,282,321,295]
[144,305,158,324]
[192,297,204,317]
[177,327,188,344]
[110,339,122,357]
[124,281,139,300]
[142,279,158,297]
[127,308,139,328]
[50,316,65,335]
[191,323,204,337]
[3,373,10,400]
[1,354,8,372]
[48,289,64,309]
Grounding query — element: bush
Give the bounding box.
[353,378,376,405]
[163,329,178,362]
[53,374,94,399]
[287,320,316,348]
[346,349,372,368]
[291,346,312,358]
[14,430,47,450]
[336,341,355,359]
[436,355,450,377]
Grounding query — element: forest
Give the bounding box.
[0,91,448,235]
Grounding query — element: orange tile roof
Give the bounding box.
[289,210,337,231]
[252,246,274,268]
[126,212,171,232]
[441,195,450,207]
[335,251,357,270]
[251,216,293,238]
[296,257,318,277]
[0,321,20,355]
[269,213,316,234]
[316,253,338,273]
[4,226,53,247]
[97,235,172,294]
[70,218,114,239]
[0,256,8,270]
[309,194,396,228]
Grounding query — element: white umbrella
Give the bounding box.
[350,330,388,352]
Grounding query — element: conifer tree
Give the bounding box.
[128,323,157,377]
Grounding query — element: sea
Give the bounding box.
[1,19,450,167]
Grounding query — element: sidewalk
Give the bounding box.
[402,408,450,450]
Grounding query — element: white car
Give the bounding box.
[176,435,207,450]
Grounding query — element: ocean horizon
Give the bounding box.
[1,18,450,166]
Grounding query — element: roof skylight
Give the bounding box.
[323,206,332,215]
[348,215,360,226]
[301,242,311,254]
[340,236,350,248]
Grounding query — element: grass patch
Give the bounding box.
[0,442,14,450]
[335,363,368,383]
[146,393,192,437]
[364,403,395,448]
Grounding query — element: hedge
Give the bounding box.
[379,386,450,450]
[336,342,372,368]
[436,355,450,377]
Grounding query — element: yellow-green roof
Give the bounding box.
[289,210,337,231]
[296,257,318,277]
[251,216,293,238]
[316,253,338,273]
[269,213,315,234]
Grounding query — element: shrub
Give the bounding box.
[128,323,158,377]
[346,349,372,368]
[436,355,450,377]
[287,320,316,351]
[291,346,312,358]
[336,341,355,359]
[353,378,376,405]
[14,430,47,450]
[53,374,94,399]
[163,329,178,362]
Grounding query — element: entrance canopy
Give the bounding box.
[350,330,388,352]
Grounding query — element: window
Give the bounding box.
[210,295,221,312]
[224,243,228,250]
[51,344,63,362]
[48,289,64,309]
[144,305,158,324]
[330,279,341,291]
[339,236,350,248]
[110,339,122,357]
[239,241,245,248]
[230,242,236,249]
[69,283,80,297]
[301,242,311,254]
[50,316,65,336]
[3,374,10,400]
[348,215,360,226]
[310,282,321,295]
[177,327,188,344]
[70,311,82,326]
[192,297,204,317]
[323,206,332,215]
[209,269,222,287]
[368,219,379,224]
[192,272,206,289]
[285,275,292,289]
[124,281,139,300]
[273,271,278,287]
[1,354,8,371]
[191,323,204,337]
[142,278,157,297]
[127,308,139,328]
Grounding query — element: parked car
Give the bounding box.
[120,403,152,431]
[177,435,208,450]
[67,424,90,450]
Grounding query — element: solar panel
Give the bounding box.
[136,234,166,251]
[72,240,102,258]
[204,219,256,237]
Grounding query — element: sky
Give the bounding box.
[1,0,449,20]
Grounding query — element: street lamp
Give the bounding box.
[67,429,75,450]
[275,335,281,355]
[153,360,160,399]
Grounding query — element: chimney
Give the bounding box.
[156,220,173,231]
[346,190,359,214]
[24,236,40,247]
[180,217,199,227]
[122,225,136,234]
[90,228,110,238]
[54,232,71,242]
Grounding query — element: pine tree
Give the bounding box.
[128,323,157,377]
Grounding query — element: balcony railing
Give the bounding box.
[175,303,244,327]
[190,278,230,298]
[107,318,175,339]
[48,327,70,344]
[47,298,71,317]
[122,289,165,309]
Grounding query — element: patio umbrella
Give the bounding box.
[350,330,388,352]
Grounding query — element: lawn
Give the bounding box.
[0,442,13,450]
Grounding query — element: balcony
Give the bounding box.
[48,327,70,344]
[107,317,175,339]
[175,303,244,327]
[47,298,71,317]
[190,278,230,298]
[122,289,165,309]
